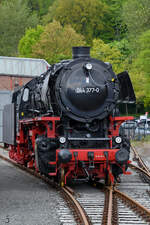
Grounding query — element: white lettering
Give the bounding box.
[75,87,101,94]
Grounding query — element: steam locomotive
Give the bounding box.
[3,47,136,186]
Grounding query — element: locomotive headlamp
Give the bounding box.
[115,136,122,144]
[59,137,66,144]
[85,63,92,70]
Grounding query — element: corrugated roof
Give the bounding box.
[0,56,50,77]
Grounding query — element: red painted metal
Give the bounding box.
[109,116,134,137]
[9,117,60,165]
[56,149,118,162]
[9,115,133,185]
[54,148,123,183]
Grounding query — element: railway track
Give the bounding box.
[0,146,89,225]
[131,144,150,175]
[0,145,150,224]
[115,170,150,224]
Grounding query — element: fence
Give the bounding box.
[120,120,150,141]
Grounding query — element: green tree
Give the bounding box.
[27,0,55,17]
[31,21,85,64]
[18,25,44,57]
[130,30,150,107]
[101,0,127,41]
[91,39,125,74]
[121,0,150,69]
[43,0,109,43]
[109,39,131,60]
[129,69,150,107]
[122,0,150,38]
[0,0,38,56]
[134,30,150,75]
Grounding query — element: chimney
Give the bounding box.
[72,46,90,59]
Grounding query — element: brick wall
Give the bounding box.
[0,76,31,90]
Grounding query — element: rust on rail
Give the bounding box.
[102,186,117,225]
[129,163,150,179]
[114,188,150,222]
[131,144,150,175]
[107,187,113,225]
[62,186,91,225]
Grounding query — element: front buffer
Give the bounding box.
[51,148,130,186]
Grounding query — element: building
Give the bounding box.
[0,56,50,90]
[0,56,50,142]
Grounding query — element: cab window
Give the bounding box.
[22,88,29,102]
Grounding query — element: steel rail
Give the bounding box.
[1,144,150,224]
[62,186,91,225]
[129,163,150,179]
[106,186,118,225]
[107,188,113,225]
[114,188,150,222]
[0,150,91,225]
[112,192,118,225]
[131,144,150,175]
[101,186,114,225]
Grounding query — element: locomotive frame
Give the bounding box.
[8,115,133,186]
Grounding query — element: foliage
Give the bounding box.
[42,0,109,43]
[122,0,150,63]
[1,0,150,113]
[109,39,131,60]
[122,0,150,38]
[0,0,38,56]
[101,0,127,41]
[131,70,150,109]
[31,21,85,64]
[129,69,148,104]
[27,0,55,17]
[134,30,150,75]
[91,39,125,74]
[18,25,44,58]
[130,30,150,107]
[120,0,150,110]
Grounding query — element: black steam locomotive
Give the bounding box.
[4,47,135,185]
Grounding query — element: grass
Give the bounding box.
[131,135,150,145]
